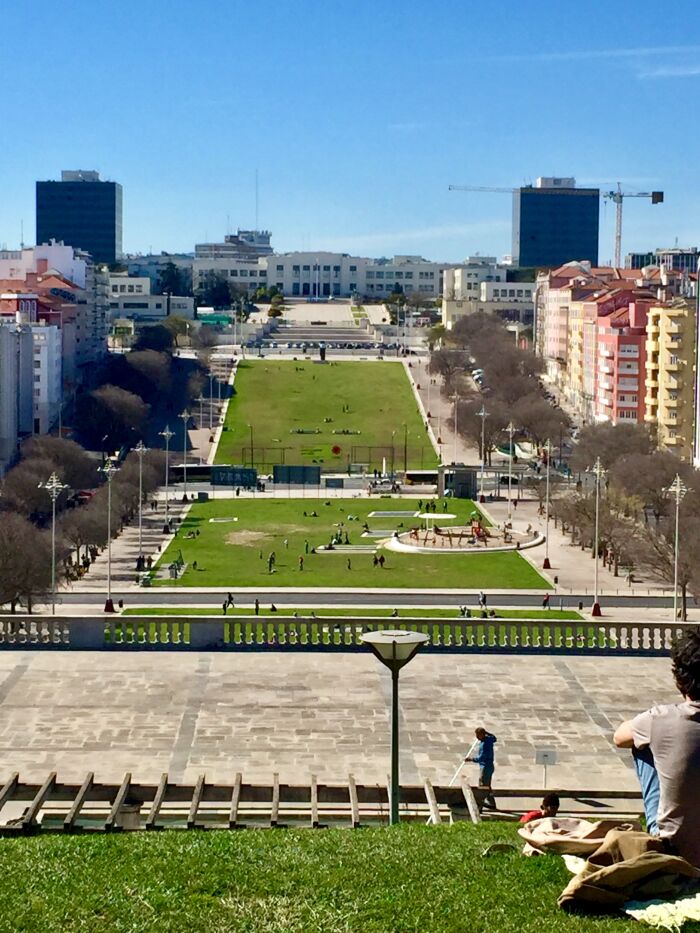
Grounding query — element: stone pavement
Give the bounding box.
[407,357,480,465]
[0,651,677,791]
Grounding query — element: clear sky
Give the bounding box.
[2,0,700,263]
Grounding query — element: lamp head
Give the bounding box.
[361,629,429,672]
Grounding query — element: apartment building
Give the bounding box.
[441,258,534,329]
[645,299,697,459]
[0,321,33,473]
[108,273,194,321]
[595,300,650,424]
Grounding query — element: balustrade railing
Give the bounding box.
[0,616,685,656]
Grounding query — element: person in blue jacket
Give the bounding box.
[466,727,497,809]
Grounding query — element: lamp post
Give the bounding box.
[506,421,515,521]
[403,423,408,475]
[391,430,396,478]
[158,425,173,533]
[134,440,148,569]
[196,395,205,427]
[589,457,606,617]
[208,374,214,430]
[248,424,254,468]
[452,396,459,465]
[179,410,189,501]
[38,472,68,616]
[100,459,119,613]
[360,630,429,824]
[667,473,688,621]
[543,439,552,570]
[477,405,489,501]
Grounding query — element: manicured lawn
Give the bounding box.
[0,824,673,932]
[124,607,582,619]
[154,498,548,589]
[215,359,437,470]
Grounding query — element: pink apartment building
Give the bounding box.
[594,298,652,424]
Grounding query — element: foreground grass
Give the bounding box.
[155,498,547,589]
[215,359,437,469]
[124,607,582,619]
[0,824,677,933]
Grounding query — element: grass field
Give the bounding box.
[215,359,437,470]
[0,825,673,932]
[154,498,548,589]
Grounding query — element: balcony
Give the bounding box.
[600,348,614,359]
[664,436,681,446]
[599,363,613,374]
[619,366,639,376]
[618,380,639,390]
[664,397,679,408]
[644,395,658,408]
[599,379,612,390]
[661,415,679,427]
[617,399,639,408]
[666,361,681,371]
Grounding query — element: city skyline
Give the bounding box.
[1,0,700,262]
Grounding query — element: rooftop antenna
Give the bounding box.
[255,168,259,232]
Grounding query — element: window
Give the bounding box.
[333,265,340,273]
[405,272,413,279]
[366,272,375,279]
[349,282,356,291]
[396,272,403,279]
[292,282,300,296]
[276,264,283,272]
[111,285,118,293]
[276,283,283,291]
[349,265,357,272]
[128,285,134,293]
[230,270,238,276]
[323,265,330,272]
[249,271,257,277]
[34,360,41,368]
[313,264,319,271]
[303,265,310,272]
[375,272,384,279]
[34,375,41,383]
[239,270,248,277]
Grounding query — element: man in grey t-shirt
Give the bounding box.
[614,627,700,866]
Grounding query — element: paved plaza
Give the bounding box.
[0,651,678,792]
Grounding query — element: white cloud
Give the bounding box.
[387,122,426,132]
[475,44,700,64]
[320,221,510,254]
[637,64,700,78]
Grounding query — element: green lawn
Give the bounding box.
[215,359,437,470]
[124,607,581,619]
[155,498,548,589]
[0,824,675,932]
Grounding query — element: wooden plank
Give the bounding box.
[146,773,168,831]
[64,772,94,833]
[105,773,131,832]
[310,774,318,829]
[460,776,481,824]
[21,772,56,831]
[228,772,242,829]
[348,774,360,828]
[270,772,280,828]
[188,775,205,829]
[424,778,441,825]
[0,773,19,817]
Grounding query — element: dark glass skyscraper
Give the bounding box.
[512,178,599,269]
[36,170,122,264]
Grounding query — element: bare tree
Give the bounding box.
[21,437,96,489]
[571,422,655,473]
[0,513,55,613]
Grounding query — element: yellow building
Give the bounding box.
[644,299,697,459]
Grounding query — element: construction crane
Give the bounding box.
[603,184,664,268]
[449,182,664,268]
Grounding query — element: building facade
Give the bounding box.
[36,170,123,264]
[645,300,697,459]
[626,247,698,273]
[512,177,599,268]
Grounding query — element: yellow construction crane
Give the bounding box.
[448,183,664,267]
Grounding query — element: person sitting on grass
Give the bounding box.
[520,793,560,824]
[614,627,700,866]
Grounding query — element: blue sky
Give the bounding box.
[2,0,700,262]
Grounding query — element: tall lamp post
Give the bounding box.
[452,396,459,465]
[403,423,408,475]
[667,473,688,621]
[100,459,119,613]
[506,421,515,521]
[38,472,68,616]
[158,424,174,533]
[589,457,606,617]
[134,440,148,569]
[196,395,206,428]
[361,630,429,824]
[391,429,396,478]
[477,405,489,502]
[179,410,189,501]
[208,373,215,430]
[543,439,552,570]
[248,424,255,469]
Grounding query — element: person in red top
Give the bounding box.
[520,793,560,824]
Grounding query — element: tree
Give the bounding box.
[133,324,175,353]
[20,437,95,489]
[426,324,446,351]
[197,273,233,309]
[76,385,150,447]
[126,350,173,396]
[571,422,655,473]
[428,349,468,392]
[268,306,283,318]
[157,261,192,297]
[608,451,692,523]
[0,513,55,613]
[2,457,62,518]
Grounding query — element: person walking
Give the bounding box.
[254,598,260,616]
[465,727,497,810]
[347,558,352,571]
[227,592,235,609]
[298,556,304,571]
[542,593,550,610]
[478,591,487,610]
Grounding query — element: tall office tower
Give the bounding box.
[512,177,599,269]
[36,170,123,264]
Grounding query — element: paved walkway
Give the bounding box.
[0,651,676,790]
[407,358,480,465]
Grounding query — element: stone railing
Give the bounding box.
[0,616,684,656]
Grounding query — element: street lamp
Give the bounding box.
[452,396,459,465]
[208,374,215,430]
[38,472,68,616]
[134,440,148,569]
[391,430,396,478]
[543,439,552,570]
[506,421,515,521]
[179,410,189,501]
[248,423,254,468]
[99,459,119,613]
[158,424,174,533]
[196,395,205,427]
[667,473,688,621]
[403,423,408,475]
[477,406,489,501]
[361,630,429,825]
[589,457,607,617]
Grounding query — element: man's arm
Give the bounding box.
[613,720,635,748]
